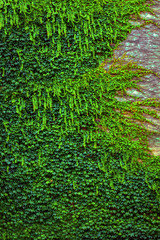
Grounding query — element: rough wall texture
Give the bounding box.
[99,0,160,158]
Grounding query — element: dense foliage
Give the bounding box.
[0,0,160,239]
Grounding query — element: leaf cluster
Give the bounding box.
[0,0,160,239]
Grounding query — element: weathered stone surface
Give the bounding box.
[98,0,160,158]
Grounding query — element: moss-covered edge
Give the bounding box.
[89,48,160,200]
